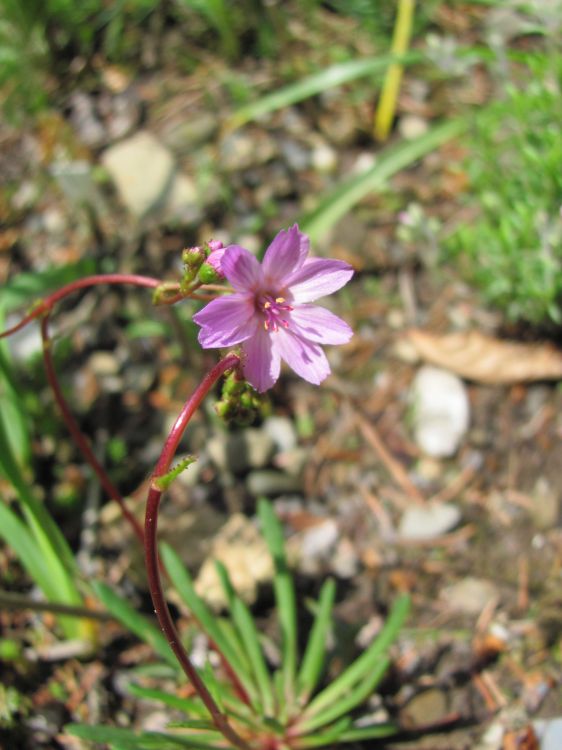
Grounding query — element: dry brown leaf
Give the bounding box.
[406,329,562,384]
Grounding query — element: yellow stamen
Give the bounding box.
[264,301,271,309]
[275,297,285,304]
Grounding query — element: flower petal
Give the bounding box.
[286,258,354,303]
[241,328,281,392]
[273,329,331,385]
[193,294,257,348]
[289,304,353,345]
[262,224,309,286]
[220,245,263,292]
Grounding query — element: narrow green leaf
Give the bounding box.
[301,594,410,719]
[64,723,226,749]
[301,118,466,242]
[332,723,398,743]
[297,578,336,702]
[159,543,258,703]
[290,716,352,748]
[126,684,207,717]
[228,53,421,129]
[91,582,177,669]
[214,561,275,716]
[257,499,297,703]
[296,656,390,734]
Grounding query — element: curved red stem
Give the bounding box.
[144,353,252,750]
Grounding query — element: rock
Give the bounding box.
[400,688,449,728]
[50,161,105,211]
[398,115,429,140]
[398,502,462,541]
[262,416,297,453]
[163,113,218,152]
[280,138,310,171]
[68,91,107,148]
[534,717,562,750]
[194,514,273,609]
[246,470,301,497]
[441,577,499,615]
[166,173,202,224]
[311,139,338,173]
[207,429,275,474]
[331,538,359,578]
[102,131,175,217]
[530,478,559,530]
[410,366,470,457]
[220,130,277,171]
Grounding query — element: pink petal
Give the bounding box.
[262,224,309,286]
[273,329,331,385]
[286,258,354,303]
[289,305,353,345]
[241,328,281,392]
[193,295,257,348]
[221,245,263,292]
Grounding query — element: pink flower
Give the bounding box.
[205,244,227,278]
[193,225,354,392]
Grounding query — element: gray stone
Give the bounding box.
[534,717,562,750]
[163,113,218,152]
[441,577,499,615]
[166,173,202,224]
[262,416,297,452]
[207,429,274,474]
[398,502,462,541]
[102,131,175,217]
[246,470,301,497]
[411,366,470,457]
[220,130,277,171]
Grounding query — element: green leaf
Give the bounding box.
[332,723,398,743]
[91,582,178,669]
[301,594,410,721]
[64,723,226,749]
[228,53,421,129]
[295,656,391,734]
[257,499,297,704]
[297,578,336,702]
[126,684,207,717]
[214,561,275,716]
[301,118,466,242]
[159,543,258,703]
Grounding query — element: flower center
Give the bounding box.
[258,293,293,332]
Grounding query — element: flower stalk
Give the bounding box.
[144,353,252,750]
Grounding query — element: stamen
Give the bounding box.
[275,296,285,303]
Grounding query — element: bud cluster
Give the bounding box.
[215,371,270,427]
[180,239,225,292]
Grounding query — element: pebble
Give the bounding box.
[398,114,429,140]
[311,140,338,173]
[400,688,449,728]
[534,717,562,750]
[262,416,297,452]
[441,577,499,615]
[219,130,277,171]
[207,429,274,474]
[246,470,301,497]
[530,477,559,530]
[102,131,175,217]
[410,366,470,457]
[398,502,461,541]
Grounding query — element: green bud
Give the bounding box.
[198,263,220,284]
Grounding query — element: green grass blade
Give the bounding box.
[64,723,227,749]
[228,53,421,129]
[295,656,390,734]
[301,118,466,242]
[257,499,297,703]
[91,581,178,669]
[126,684,207,717]
[214,561,275,715]
[289,717,352,748]
[297,578,336,702]
[331,724,398,743]
[159,543,258,703]
[301,594,410,719]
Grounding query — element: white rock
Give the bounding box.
[398,502,461,540]
[441,577,498,615]
[166,173,202,224]
[534,718,562,750]
[102,131,175,217]
[263,416,297,452]
[411,366,470,457]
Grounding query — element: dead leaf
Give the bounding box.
[406,330,562,384]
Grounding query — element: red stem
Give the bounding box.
[1,274,160,339]
[144,353,252,750]
[40,315,145,545]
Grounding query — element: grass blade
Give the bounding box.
[159,543,258,703]
[300,594,410,720]
[126,684,207,717]
[295,656,390,734]
[92,581,177,669]
[301,118,466,243]
[228,53,421,129]
[297,578,336,702]
[64,723,227,749]
[214,561,275,716]
[257,499,297,704]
